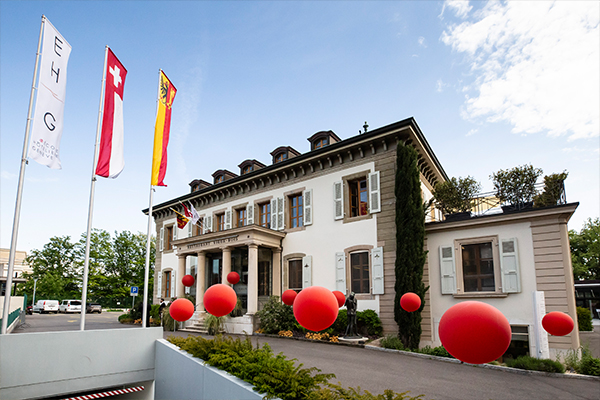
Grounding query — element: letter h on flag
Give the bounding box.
[95,48,127,178]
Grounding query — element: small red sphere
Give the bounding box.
[182,274,195,287]
[400,292,421,312]
[169,298,195,322]
[542,311,574,336]
[293,286,339,332]
[204,284,238,317]
[227,271,240,285]
[282,289,297,306]
[332,290,346,308]
[439,301,511,364]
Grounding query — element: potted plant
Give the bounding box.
[491,164,543,212]
[432,176,481,221]
[534,171,568,208]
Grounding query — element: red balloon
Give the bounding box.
[227,271,240,285]
[400,292,421,312]
[542,311,574,336]
[182,274,195,287]
[282,289,297,306]
[293,286,339,332]
[204,284,238,317]
[439,301,511,364]
[169,298,195,322]
[332,290,346,308]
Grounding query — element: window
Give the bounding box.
[349,178,368,217]
[313,137,329,149]
[259,202,271,228]
[216,213,225,232]
[289,194,303,228]
[237,208,247,227]
[165,271,171,298]
[288,259,302,291]
[215,175,224,184]
[275,153,287,163]
[193,218,203,236]
[242,165,253,174]
[462,242,495,292]
[350,252,370,294]
[164,225,173,250]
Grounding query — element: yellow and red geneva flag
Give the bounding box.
[151,70,177,186]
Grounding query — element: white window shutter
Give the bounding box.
[224,208,232,230]
[371,247,384,294]
[204,215,212,234]
[335,252,346,293]
[303,189,313,226]
[333,181,344,220]
[187,221,192,237]
[171,270,176,299]
[173,224,178,240]
[500,238,521,293]
[160,227,164,251]
[157,271,163,298]
[270,199,278,230]
[439,245,457,294]
[302,255,312,289]
[247,203,254,225]
[369,171,381,213]
[277,196,285,231]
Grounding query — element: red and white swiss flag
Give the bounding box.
[95,48,127,178]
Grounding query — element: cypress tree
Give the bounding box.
[394,141,428,349]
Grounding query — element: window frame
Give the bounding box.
[164,225,174,251]
[236,207,247,227]
[215,212,225,232]
[274,152,288,163]
[288,193,304,229]
[258,202,271,228]
[313,137,329,150]
[350,251,370,295]
[454,236,503,296]
[288,259,303,291]
[339,170,376,223]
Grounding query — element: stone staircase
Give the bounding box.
[179,314,208,334]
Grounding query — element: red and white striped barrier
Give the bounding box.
[60,385,144,400]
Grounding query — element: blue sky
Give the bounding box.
[1,1,598,253]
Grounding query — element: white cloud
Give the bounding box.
[1,171,16,180]
[440,0,472,19]
[436,79,449,92]
[442,1,600,140]
[418,36,427,48]
[466,128,478,137]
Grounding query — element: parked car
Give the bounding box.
[59,300,82,313]
[86,303,102,314]
[32,300,59,314]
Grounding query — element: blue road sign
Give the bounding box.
[130,286,139,296]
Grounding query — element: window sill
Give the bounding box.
[284,226,306,233]
[342,214,373,224]
[452,292,508,299]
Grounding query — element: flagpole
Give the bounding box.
[1,16,44,335]
[80,46,109,331]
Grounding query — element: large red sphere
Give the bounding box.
[227,271,240,285]
[439,301,511,364]
[203,284,238,317]
[542,311,574,336]
[182,274,195,287]
[400,292,421,312]
[282,289,297,306]
[332,291,346,308]
[169,298,195,322]
[293,286,339,332]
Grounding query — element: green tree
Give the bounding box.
[570,218,599,280]
[432,176,481,214]
[491,164,543,206]
[394,142,428,349]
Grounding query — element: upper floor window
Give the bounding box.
[334,171,381,222]
[242,165,253,174]
[216,213,225,232]
[313,137,329,150]
[237,208,247,227]
[259,202,271,228]
[215,175,224,184]
[349,178,368,217]
[164,225,174,251]
[289,193,303,228]
[275,153,288,163]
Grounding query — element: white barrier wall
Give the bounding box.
[0,328,162,400]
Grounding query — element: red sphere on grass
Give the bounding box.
[400,292,421,312]
[282,289,297,306]
[332,290,346,308]
[182,274,195,287]
[438,301,511,364]
[293,286,339,332]
[169,298,195,322]
[204,284,238,317]
[227,271,240,285]
[542,311,574,336]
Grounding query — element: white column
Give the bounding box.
[221,247,232,285]
[177,254,186,298]
[247,244,259,314]
[195,252,206,312]
[272,248,282,298]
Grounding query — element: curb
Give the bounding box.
[365,345,600,382]
[255,333,368,348]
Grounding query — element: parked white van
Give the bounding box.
[33,300,59,314]
[59,300,82,313]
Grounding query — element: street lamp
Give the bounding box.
[32,278,38,307]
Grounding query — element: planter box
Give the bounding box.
[444,212,471,222]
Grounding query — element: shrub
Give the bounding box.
[205,314,226,335]
[577,307,593,331]
[417,345,454,359]
[380,335,405,351]
[578,350,600,376]
[332,309,348,335]
[432,176,481,214]
[162,306,177,331]
[255,296,296,334]
[357,310,383,337]
[491,164,543,206]
[229,298,244,317]
[118,313,132,323]
[168,335,334,400]
[534,171,568,208]
[307,383,424,399]
[505,356,565,373]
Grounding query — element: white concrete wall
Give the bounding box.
[155,339,270,400]
[0,328,162,400]
[426,222,539,349]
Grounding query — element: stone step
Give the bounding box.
[180,326,208,334]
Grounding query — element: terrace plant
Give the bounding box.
[491,164,543,207]
[533,171,568,208]
[432,176,481,214]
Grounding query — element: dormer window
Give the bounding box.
[313,137,329,150]
[239,159,265,175]
[275,153,288,163]
[242,165,253,174]
[215,175,224,184]
[188,179,212,193]
[308,130,341,151]
[270,146,300,165]
[212,169,238,184]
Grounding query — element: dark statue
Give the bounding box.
[344,292,359,338]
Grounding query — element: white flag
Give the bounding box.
[29,17,71,169]
[189,201,201,225]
